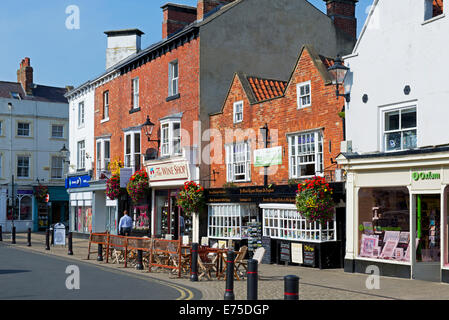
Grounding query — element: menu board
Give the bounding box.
[247,221,262,253]
[291,243,303,264]
[280,242,290,262]
[261,236,271,264]
[303,244,316,267]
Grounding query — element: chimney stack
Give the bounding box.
[324,0,358,39]
[104,29,144,70]
[161,3,197,39]
[17,57,33,95]
[197,0,235,21]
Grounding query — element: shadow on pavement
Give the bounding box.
[0,269,31,275]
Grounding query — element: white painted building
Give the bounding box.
[0,58,69,232]
[337,0,449,282]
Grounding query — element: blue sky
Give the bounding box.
[0,0,372,88]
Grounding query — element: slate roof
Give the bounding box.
[0,81,68,103]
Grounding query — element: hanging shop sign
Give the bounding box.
[66,175,91,189]
[146,160,189,182]
[254,147,282,167]
[120,168,133,188]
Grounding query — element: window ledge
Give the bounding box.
[422,13,445,25]
[129,108,141,114]
[100,118,110,124]
[166,93,180,102]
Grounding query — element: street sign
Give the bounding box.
[66,175,91,189]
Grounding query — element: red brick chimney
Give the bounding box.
[324,0,358,39]
[197,0,235,21]
[17,57,34,95]
[161,3,197,39]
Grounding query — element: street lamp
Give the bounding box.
[328,55,350,103]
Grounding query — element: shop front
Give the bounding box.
[145,156,198,242]
[338,148,449,282]
[205,184,346,268]
[3,188,34,233]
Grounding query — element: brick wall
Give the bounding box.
[94,38,200,177]
[209,47,345,188]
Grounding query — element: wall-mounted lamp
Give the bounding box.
[8,102,13,110]
[59,144,70,164]
[328,55,350,103]
[142,115,161,150]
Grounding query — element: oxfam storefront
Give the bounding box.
[338,148,449,283]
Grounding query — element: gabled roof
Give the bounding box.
[0,81,68,104]
[247,76,287,103]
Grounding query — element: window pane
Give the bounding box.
[134,133,140,153]
[403,130,417,149]
[385,132,402,151]
[401,108,416,129]
[385,111,400,131]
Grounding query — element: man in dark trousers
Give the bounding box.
[119,210,133,236]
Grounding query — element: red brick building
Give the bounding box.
[206,45,347,267]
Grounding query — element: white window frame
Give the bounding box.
[103,91,109,120]
[51,124,64,138]
[0,120,3,136]
[0,153,3,179]
[132,78,139,110]
[382,106,417,152]
[297,81,312,109]
[233,101,243,123]
[96,138,111,178]
[17,122,30,137]
[169,61,179,96]
[51,156,64,179]
[225,142,251,182]
[78,101,85,127]
[17,155,30,178]
[77,140,86,171]
[288,130,323,179]
[124,131,141,173]
[160,120,181,157]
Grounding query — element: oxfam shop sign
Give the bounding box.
[412,171,441,181]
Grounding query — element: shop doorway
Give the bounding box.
[413,194,441,282]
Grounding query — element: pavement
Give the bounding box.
[1,232,449,300]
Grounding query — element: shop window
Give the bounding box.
[262,207,336,242]
[19,196,32,220]
[358,187,410,262]
[384,107,417,152]
[288,131,323,178]
[72,201,92,233]
[225,142,251,182]
[208,204,258,239]
[416,194,440,263]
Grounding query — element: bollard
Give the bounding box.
[284,275,300,300]
[50,227,54,246]
[27,228,32,247]
[224,250,235,300]
[45,228,50,250]
[12,226,16,244]
[190,243,199,282]
[97,243,103,261]
[247,259,258,300]
[136,250,143,270]
[0,225,3,241]
[68,232,73,255]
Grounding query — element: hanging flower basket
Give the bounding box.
[35,185,49,203]
[127,169,149,204]
[106,174,122,200]
[176,181,205,218]
[295,176,335,224]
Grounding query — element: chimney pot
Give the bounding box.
[104,29,144,70]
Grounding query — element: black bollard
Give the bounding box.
[0,225,3,241]
[50,227,54,246]
[97,244,103,261]
[27,228,32,247]
[68,232,73,255]
[12,226,16,244]
[136,250,143,270]
[45,228,50,250]
[224,250,235,300]
[247,259,258,300]
[284,275,300,300]
[190,243,199,282]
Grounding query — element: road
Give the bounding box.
[0,244,202,300]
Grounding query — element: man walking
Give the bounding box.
[119,210,133,236]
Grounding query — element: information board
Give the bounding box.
[303,244,316,267]
[291,243,303,264]
[261,236,271,264]
[280,242,290,262]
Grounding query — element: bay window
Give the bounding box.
[289,131,323,178]
[124,131,141,172]
[160,121,181,157]
[225,142,251,182]
[96,138,111,178]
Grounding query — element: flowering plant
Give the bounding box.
[295,176,335,224]
[106,174,122,200]
[35,185,49,203]
[176,181,205,217]
[126,169,149,204]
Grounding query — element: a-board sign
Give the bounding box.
[303,244,316,267]
[54,223,66,246]
[280,241,290,262]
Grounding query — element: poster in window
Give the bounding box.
[291,243,303,264]
[383,231,400,243]
[360,235,378,257]
[362,222,374,235]
[380,240,398,259]
[394,248,404,260]
[398,232,410,244]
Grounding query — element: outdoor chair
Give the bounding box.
[111,248,126,264]
[234,246,248,278]
[198,256,217,281]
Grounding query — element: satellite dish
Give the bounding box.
[145,148,158,160]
